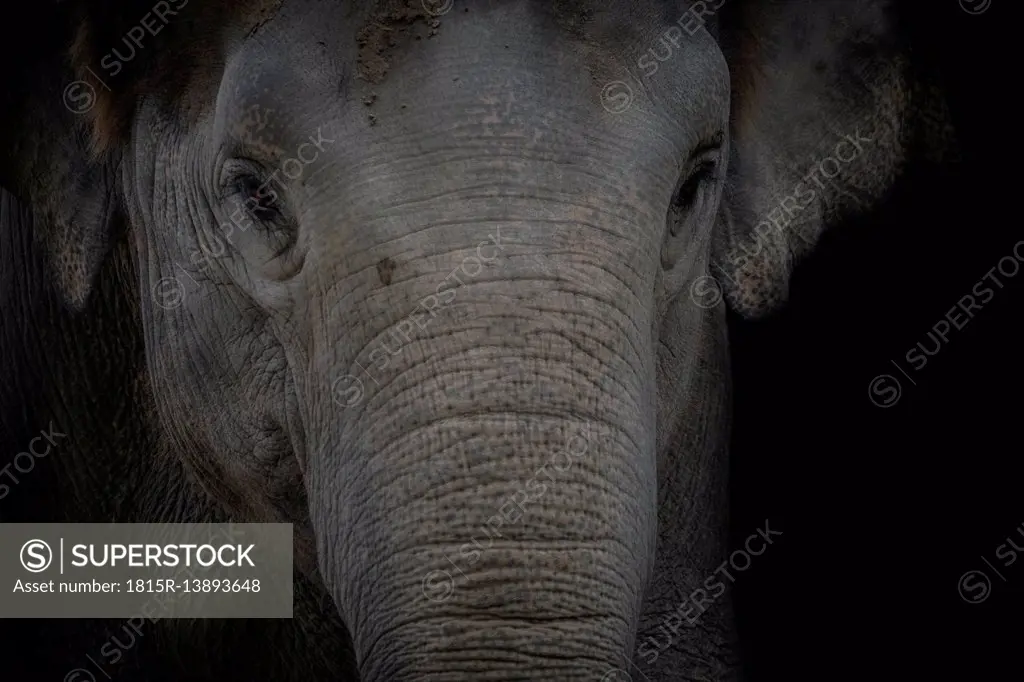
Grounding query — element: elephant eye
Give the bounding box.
[673,161,717,209]
[669,160,717,237]
[235,174,284,221]
[218,167,299,261]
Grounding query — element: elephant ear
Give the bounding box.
[712,0,958,318]
[1,3,121,311]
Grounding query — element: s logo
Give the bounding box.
[20,539,53,573]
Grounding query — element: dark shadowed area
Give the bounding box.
[728,2,1014,680]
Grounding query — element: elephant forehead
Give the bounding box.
[346,0,728,116]
[361,0,668,30]
[215,0,724,88]
[353,0,710,58]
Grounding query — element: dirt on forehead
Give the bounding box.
[357,0,445,84]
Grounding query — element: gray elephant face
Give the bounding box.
[119,2,729,672]
[4,0,951,678]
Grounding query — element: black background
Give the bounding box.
[729,1,1015,679]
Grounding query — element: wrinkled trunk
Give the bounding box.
[296,203,660,678]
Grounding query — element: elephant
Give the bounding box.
[0,0,956,679]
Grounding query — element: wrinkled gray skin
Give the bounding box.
[1,0,953,679]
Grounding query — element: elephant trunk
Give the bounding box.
[301,236,658,679]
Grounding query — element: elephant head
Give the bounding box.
[1,0,954,678]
